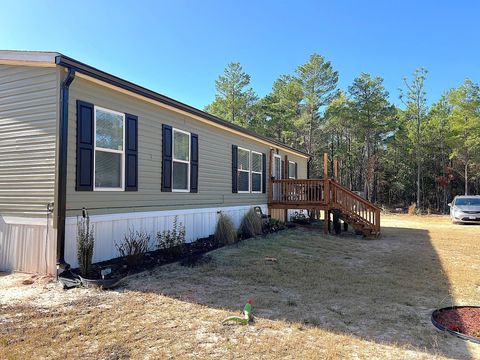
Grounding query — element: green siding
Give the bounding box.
[66,77,308,216]
[0,65,59,216]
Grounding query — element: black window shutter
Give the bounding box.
[190,133,198,193]
[281,160,285,179]
[232,145,238,193]
[295,162,298,179]
[161,124,172,192]
[262,153,266,193]
[76,100,94,191]
[125,113,138,191]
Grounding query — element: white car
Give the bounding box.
[449,195,480,224]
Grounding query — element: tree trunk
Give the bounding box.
[416,102,421,210]
[463,120,469,196]
[308,108,314,155]
[464,160,469,195]
[417,162,421,209]
[441,134,447,214]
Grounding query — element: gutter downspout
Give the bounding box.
[56,68,75,270]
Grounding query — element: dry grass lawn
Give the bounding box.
[1,214,479,359]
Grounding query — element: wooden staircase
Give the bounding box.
[268,178,381,236]
[329,180,381,236]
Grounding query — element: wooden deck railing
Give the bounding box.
[270,179,326,206]
[268,178,381,234]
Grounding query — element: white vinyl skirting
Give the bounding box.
[0,216,56,274]
[0,205,303,274]
[64,204,267,269]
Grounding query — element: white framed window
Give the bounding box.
[288,161,296,179]
[237,147,250,193]
[94,106,125,191]
[172,128,191,192]
[251,151,263,193]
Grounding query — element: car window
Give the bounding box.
[455,198,480,206]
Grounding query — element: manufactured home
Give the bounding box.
[0,51,312,274]
[0,51,380,275]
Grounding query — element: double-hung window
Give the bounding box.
[94,106,125,190]
[237,147,250,193]
[251,151,263,193]
[288,161,297,179]
[172,128,190,192]
[235,147,263,193]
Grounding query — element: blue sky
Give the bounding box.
[1,1,478,109]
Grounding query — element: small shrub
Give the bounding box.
[214,212,237,245]
[287,299,297,307]
[239,208,263,238]
[116,229,150,268]
[76,212,95,277]
[264,218,285,234]
[408,203,417,216]
[157,216,186,257]
[291,210,309,224]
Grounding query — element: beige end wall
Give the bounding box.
[0,64,59,217]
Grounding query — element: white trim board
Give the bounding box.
[65,204,266,224]
[1,216,53,226]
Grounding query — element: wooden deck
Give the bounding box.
[268,178,381,235]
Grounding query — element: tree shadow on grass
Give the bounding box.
[123,225,475,359]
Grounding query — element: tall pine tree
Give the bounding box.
[205,62,258,128]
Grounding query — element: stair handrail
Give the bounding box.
[329,180,382,211]
[329,179,381,234]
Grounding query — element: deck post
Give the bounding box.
[323,153,328,178]
[376,208,381,234]
[333,159,338,181]
[268,149,273,214]
[284,155,288,221]
[324,210,329,234]
[323,153,330,234]
[323,153,329,205]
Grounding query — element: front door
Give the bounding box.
[273,154,282,200]
[273,155,282,180]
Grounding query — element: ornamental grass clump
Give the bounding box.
[116,229,151,268]
[239,208,263,238]
[214,212,237,245]
[76,213,95,277]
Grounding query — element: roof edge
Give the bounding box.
[54,54,309,158]
[0,50,58,63]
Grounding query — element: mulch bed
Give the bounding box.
[77,235,222,280]
[72,224,287,281]
[432,306,480,343]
